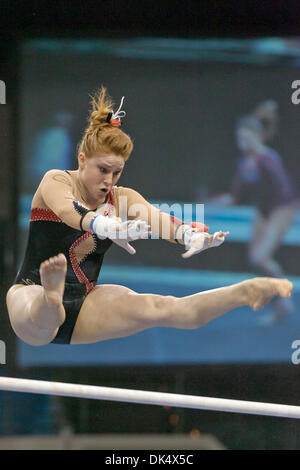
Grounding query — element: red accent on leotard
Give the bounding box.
[30,208,63,223]
[103,190,114,216]
[69,232,96,294]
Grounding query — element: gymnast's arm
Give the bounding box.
[39,170,97,231]
[253,100,278,143]
[117,187,200,245]
[117,187,229,258]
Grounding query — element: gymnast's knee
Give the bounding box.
[126,292,176,326]
[150,294,178,326]
[9,320,58,347]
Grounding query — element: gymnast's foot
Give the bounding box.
[243,277,293,312]
[40,253,67,305]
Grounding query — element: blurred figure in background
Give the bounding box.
[29,111,74,186]
[212,100,299,324]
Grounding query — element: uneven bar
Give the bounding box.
[0,376,300,419]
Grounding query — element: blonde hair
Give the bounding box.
[78,86,133,161]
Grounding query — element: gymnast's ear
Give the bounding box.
[78,152,87,169]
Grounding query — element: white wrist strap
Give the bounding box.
[90,214,118,240]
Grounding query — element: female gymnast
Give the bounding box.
[6,89,293,346]
[212,100,298,324]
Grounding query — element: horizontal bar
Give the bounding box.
[0,376,300,419]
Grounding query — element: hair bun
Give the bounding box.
[88,86,114,130]
[78,85,133,161]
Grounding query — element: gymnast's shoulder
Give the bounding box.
[112,185,144,200]
[41,168,73,182]
[35,169,73,193]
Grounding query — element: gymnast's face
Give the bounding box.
[236,127,262,154]
[78,153,125,203]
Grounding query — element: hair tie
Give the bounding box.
[107,96,126,127]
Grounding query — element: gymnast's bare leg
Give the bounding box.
[70,275,292,345]
[6,254,67,346]
[7,253,293,346]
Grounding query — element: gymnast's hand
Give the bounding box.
[182,229,229,259]
[112,219,151,255]
[90,214,150,255]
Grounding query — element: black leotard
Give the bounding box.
[14,194,113,344]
